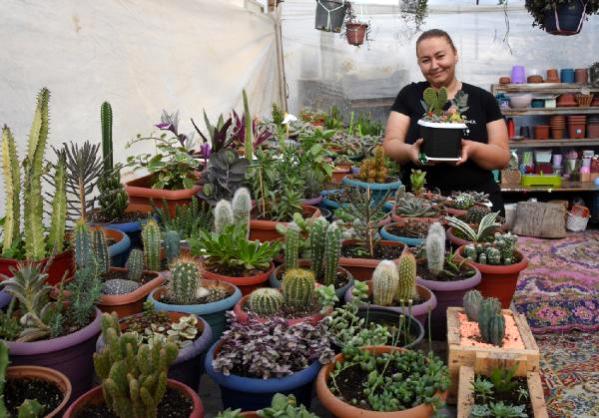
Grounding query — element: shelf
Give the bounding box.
[491,83,599,94]
[500,107,599,116]
[508,138,599,148]
[501,181,599,192]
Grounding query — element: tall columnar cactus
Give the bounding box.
[126,248,144,282]
[0,341,9,416]
[92,228,110,274]
[93,313,178,418]
[242,89,253,162]
[425,222,446,277]
[232,187,252,239]
[101,101,113,173]
[284,224,300,269]
[477,297,503,345]
[164,230,181,264]
[282,268,315,311]
[1,126,21,255]
[23,88,50,261]
[169,258,201,305]
[248,288,284,316]
[423,87,448,116]
[463,289,483,322]
[214,199,234,234]
[73,219,94,269]
[372,260,399,306]
[396,252,419,302]
[323,223,341,286]
[309,218,327,280]
[48,154,67,254]
[141,219,161,271]
[487,313,506,346]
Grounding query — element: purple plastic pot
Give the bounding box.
[6,308,102,401]
[416,267,481,339]
[511,65,526,84]
[302,195,324,206]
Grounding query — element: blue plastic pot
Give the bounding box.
[205,340,322,411]
[342,176,402,204]
[147,284,241,343]
[316,205,333,222]
[105,227,131,267]
[320,189,343,211]
[380,223,424,247]
[97,220,142,263]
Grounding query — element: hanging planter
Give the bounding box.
[345,22,369,46]
[523,0,599,36]
[315,0,348,32]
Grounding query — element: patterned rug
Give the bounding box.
[513,231,599,333]
[537,332,599,418]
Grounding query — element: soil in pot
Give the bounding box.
[242,296,323,320]
[158,285,230,305]
[101,269,157,287]
[472,375,533,417]
[5,377,63,416]
[73,386,192,418]
[416,262,476,282]
[119,310,204,340]
[341,242,403,259]
[90,210,147,225]
[386,221,429,239]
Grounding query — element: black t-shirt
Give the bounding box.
[391,81,505,201]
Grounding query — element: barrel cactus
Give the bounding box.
[485,246,502,265]
[248,288,284,316]
[372,260,399,306]
[282,268,315,312]
[425,222,445,276]
[142,219,161,271]
[463,289,483,322]
[126,248,144,282]
[396,252,419,302]
[169,258,202,305]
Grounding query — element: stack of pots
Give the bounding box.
[568,115,587,138]
[550,115,566,139]
[588,115,599,138]
[534,125,550,140]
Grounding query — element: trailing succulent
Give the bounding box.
[463,290,506,347]
[217,393,320,418]
[462,232,519,265]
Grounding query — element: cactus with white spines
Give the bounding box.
[214,199,234,234]
[425,222,445,276]
[396,252,419,302]
[372,260,399,306]
[169,258,203,305]
[232,187,252,239]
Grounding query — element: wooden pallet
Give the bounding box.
[446,307,540,403]
[458,362,549,418]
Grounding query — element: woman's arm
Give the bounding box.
[457,119,510,170]
[383,111,422,165]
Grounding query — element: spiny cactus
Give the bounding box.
[323,223,341,286]
[214,199,234,234]
[232,187,252,239]
[464,205,491,224]
[494,232,518,265]
[423,87,448,116]
[463,289,483,322]
[372,260,399,306]
[284,223,300,270]
[101,101,113,173]
[1,126,21,255]
[425,222,445,276]
[358,145,388,183]
[142,219,161,271]
[396,252,418,302]
[92,227,110,274]
[169,258,201,305]
[487,313,506,346]
[309,218,327,280]
[477,297,503,345]
[126,248,144,282]
[282,268,315,311]
[164,230,181,264]
[0,341,9,416]
[485,246,502,265]
[48,153,67,254]
[93,312,178,418]
[248,288,284,316]
[452,193,476,210]
[73,219,95,269]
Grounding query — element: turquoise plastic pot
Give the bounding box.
[380,223,424,247]
[342,177,402,204]
[105,227,131,267]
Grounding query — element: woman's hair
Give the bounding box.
[416,29,456,52]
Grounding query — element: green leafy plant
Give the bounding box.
[153,197,212,240]
[445,211,501,244]
[199,149,249,205]
[410,169,427,195]
[258,393,320,418]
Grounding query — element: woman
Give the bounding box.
[383,29,510,212]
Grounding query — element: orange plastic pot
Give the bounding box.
[339,240,406,281]
[456,246,528,309]
[332,165,352,184]
[249,205,321,242]
[203,263,275,296]
[125,173,201,217]
[316,346,447,418]
[233,293,331,326]
[7,365,72,417]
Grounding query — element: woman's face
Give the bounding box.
[416,37,458,88]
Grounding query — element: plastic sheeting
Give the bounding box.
[281,0,599,120]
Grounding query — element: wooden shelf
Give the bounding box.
[501,181,599,192]
[500,107,599,116]
[492,83,599,94]
[508,138,599,148]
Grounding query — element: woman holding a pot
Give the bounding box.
[382,29,510,212]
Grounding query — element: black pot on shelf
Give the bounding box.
[543,0,586,36]
[418,119,466,160]
[314,0,347,33]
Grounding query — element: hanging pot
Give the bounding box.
[315,0,347,33]
[542,0,586,36]
[345,22,368,46]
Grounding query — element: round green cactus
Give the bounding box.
[169,258,201,305]
[248,288,284,316]
[372,260,399,306]
[282,268,315,311]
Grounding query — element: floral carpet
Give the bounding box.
[536,332,599,418]
[513,231,599,333]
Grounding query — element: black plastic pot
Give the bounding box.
[418,120,465,160]
[543,0,586,35]
[315,0,347,33]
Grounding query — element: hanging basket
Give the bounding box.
[345,22,368,46]
[315,0,347,33]
[542,0,587,36]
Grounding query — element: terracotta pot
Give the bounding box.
[575,68,589,84]
[534,125,550,140]
[125,173,202,217]
[332,165,352,184]
[346,22,368,46]
[552,128,565,139]
[546,69,559,82]
[6,365,72,417]
[527,75,543,83]
[63,379,204,418]
[249,205,321,242]
[316,345,447,418]
[339,240,406,281]
[587,123,599,138]
[568,123,586,139]
[456,246,528,309]
[0,250,74,286]
[98,267,164,317]
[203,263,275,296]
[499,76,511,85]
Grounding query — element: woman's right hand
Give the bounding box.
[410,138,424,164]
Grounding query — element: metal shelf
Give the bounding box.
[491,83,599,94]
[501,181,599,192]
[501,107,599,116]
[508,138,599,148]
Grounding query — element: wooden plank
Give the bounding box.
[474,352,529,377]
[528,371,550,418]
[447,307,461,345]
[457,366,475,418]
[514,313,540,352]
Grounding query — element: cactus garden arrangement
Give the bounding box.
[357,145,390,183]
[462,232,519,265]
[463,290,507,347]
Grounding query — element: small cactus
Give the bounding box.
[232,187,252,239]
[464,205,491,224]
[463,290,483,322]
[284,223,300,270]
[164,230,181,264]
[485,247,501,265]
[453,193,476,210]
[463,244,477,260]
[396,252,418,302]
[248,288,284,316]
[214,199,234,234]
[102,278,140,295]
[92,227,110,274]
[423,87,448,116]
[477,297,503,345]
[282,268,315,311]
[309,218,328,280]
[425,222,445,276]
[142,219,161,271]
[17,399,44,418]
[372,260,399,306]
[323,223,341,286]
[487,313,506,346]
[126,248,144,282]
[72,219,94,269]
[169,258,201,305]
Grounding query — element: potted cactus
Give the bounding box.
[0,87,72,285]
[147,257,242,343]
[216,393,320,418]
[64,313,204,418]
[344,254,437,327]
[442,191,489,217]
[417,87,468,161]
[445,210,502,247]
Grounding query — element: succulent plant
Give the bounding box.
[372,260,399,306]
[199,149,249,205]
[126,248,144,282]
[425,222,445,276]
[395,194,439,218]
[410,168,427,195]
[214,199,234,234]
[164,230,181,265]
[358,145,388,183]
[282,268,315,312]
[248,288,284,316]
[102,278,140,295]
[423,86,448,116]
[463,289,483,322]
[477,297,504,346]
[165,315,199,347]
[258,393,320,418]
[232,187,252,239]
[72,219,96,270]
[309,218,327,280]
[92,227,110,274]
[142,219,161,271]
[451,192,476,210]
[284,223,300,270]
[445,211,501,244]
[464,205,492,224]
[322,223,342,287]
[396,252,418,302]
[168,258,204,305]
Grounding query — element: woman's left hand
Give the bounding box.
[455,139,479,165]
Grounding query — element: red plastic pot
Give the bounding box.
[587,123,599,138]
[249,205,321,242]
[0,250,74,285]
[339,240,406,281]
[346,22,368,46]
[203,263,275,296]
[534,125,550,140]
[233,293,330,326]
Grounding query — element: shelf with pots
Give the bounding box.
[492,83,599,94]
[500,180,599,193]
[507,138,599,148]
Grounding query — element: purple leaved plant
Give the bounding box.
[213,312,334,379]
